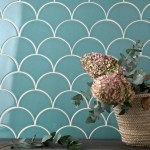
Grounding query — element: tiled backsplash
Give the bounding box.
[0,0,150,139]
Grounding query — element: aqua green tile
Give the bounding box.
[142,41,150,57]
[71,108,105,136]
[54,91,87,118]
[56,20,88,47]
[38,37,71,65]
[2,37,35,64]
[108,3,140,30]
[20,55,53,82]
[107,39,134,59]
[1,72,35,99]
[3,2,36,29]
[19,90,52,118]
[142,5,150,21]
[0,126,15,138]
[36,109,69,132]
[0,0,16,11]
[56,0,88,12]
[90,126,121,139]
[22,0,53,12]
[125,21,150,43]
[0,90,16,115]
[57,126,87,139]
[73,37,105,56]
[0,55,17,82]
[19,126,49,138]
[90,20,123,47]
[91,0,122,12]
[0,19,17,48]
[72,74,92,95]
[73,3,105,30]
[125,0,150,12]
[107,112,119,128]
[20,20,54,47]
[1,108,34,135]
[55,56,84,83]
[37,73,70,100]
[38,3,71,30]
[138,56,150,74]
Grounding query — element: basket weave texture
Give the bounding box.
[114,94,150,147]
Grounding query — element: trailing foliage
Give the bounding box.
[0,132,81,150]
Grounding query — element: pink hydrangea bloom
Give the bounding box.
[91,73,135,104]
[80,52,124,79]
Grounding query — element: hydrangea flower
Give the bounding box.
[91,73,135,104]
[80,52,124,79]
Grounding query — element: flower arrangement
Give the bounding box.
[72,41,150,123]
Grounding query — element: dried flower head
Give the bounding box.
[91,73,135,104]
[80,52,124,79]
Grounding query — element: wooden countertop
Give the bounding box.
[0,139,149,150]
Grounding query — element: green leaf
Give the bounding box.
[119,109,126,115]
[86,116,96,123]
[42,135,52,143]
[101,102,111,113]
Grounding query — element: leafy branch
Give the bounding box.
[0,132,81,150]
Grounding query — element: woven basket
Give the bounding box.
[114,93,150,147]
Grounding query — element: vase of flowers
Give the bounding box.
[72,41,150,147]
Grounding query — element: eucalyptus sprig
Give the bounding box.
[0,132,81,150]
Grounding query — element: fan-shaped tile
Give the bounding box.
[0,126,15,138]
[72,74,92,95]
[22,0,52,12]
[91,0,122,12]
[2,37,35,64]
[3,2,36,29]
[90,126,120,139]
[90,20,122,47]
[20,55,53,82]
[138,56,150,74]
[0,90,16,115]
[107,39,134,59]
[20,20,53,47]
[56,20,88,47]
[125,0,150,12]
[0,0,16,11]
[38,3,71,30]
[19,126,49,138]
[0,55,17,82]
[125,21,150,43]
[55,0,88,12]
[143,41,150,57]
[1,108,34,135]
[36,109,69,132]
[19,90,52,118]
[73,3,105,30]
[0,19,17,48]
[72,109,105,136]
[73,37,105,56]
[142,5,150,21]
[108,3,140,30]
[107,112,118,128]
[57,126,87,139]
[37,73,70,100]
[54,91,87,118]
[55,56,84,83]
[38,38,71,65]
[1,72,35,99]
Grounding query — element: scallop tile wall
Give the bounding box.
[0,0,150,139]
